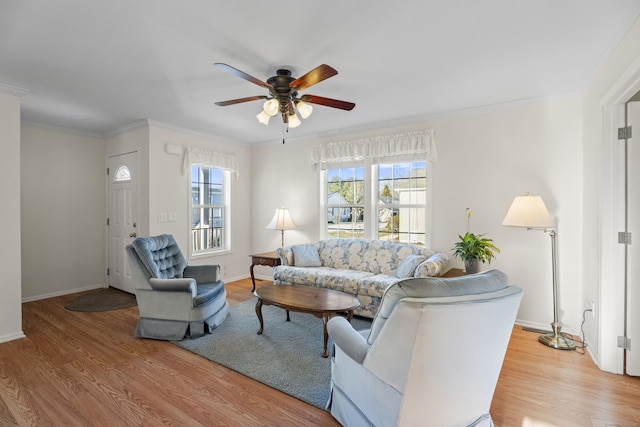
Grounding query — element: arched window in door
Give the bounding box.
[113,164,131,182]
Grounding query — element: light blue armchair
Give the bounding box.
[126,234,229,340]
[327,269,523,427]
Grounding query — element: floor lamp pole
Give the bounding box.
[538,229,576,350]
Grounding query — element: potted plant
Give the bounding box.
[452,209,500,274]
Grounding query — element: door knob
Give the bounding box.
[129,232,137,238]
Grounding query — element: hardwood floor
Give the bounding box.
[1,277,639,426]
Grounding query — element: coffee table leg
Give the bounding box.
[256,299,264,335]
[322,315,330,358]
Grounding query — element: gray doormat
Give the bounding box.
[64,288,137,312]
[172,299,372,409]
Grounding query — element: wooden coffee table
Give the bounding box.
[255,284,361,358]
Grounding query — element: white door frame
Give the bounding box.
[600,56,640,373]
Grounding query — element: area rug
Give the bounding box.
[64,288,137,312]
[172,299,372,409]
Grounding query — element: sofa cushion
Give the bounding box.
[292,244,322,267]
[273,265,324,286]
[314,268,373,295]
[358,274,398,298]
[395,254,427,278]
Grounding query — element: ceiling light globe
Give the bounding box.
[296,101,313,119]
[288,113,301,128]
[263,99,279,116]
[256,110,271,125]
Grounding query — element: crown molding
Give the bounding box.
[0,82,29,97]
[21,120,103,139]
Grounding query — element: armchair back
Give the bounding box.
[130,234,187,280]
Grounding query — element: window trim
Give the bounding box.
[189,165,231,258]
[319,157,433,246]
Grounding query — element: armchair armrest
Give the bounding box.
[148,278,197,297]
[327,316,370,364]
[183,264,220,284]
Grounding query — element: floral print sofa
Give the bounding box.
[273,239,449,318]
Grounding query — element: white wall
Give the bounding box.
[0,90,24,342]
[21,126,106,301]
[251,98,584,332]
[147,123,252,282]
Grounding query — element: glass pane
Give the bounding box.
[113,164,131,182]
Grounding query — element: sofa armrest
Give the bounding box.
[276,247,294,266]
[184,264,220,284]
[148,278,197,297]
[414,252,450,277]
[327,316,370,364]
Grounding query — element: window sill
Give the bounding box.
[189,249,233,261]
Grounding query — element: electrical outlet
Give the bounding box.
[589,299,595,318]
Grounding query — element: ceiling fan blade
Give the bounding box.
[290,64,338,91]
[214,63,272,89]
[300,94,355,111]
[215,95,267,106]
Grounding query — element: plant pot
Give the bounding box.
[464,258,481,274]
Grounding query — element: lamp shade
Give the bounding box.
[256,110,271,125]
[266,207,297,231]
[263,99,279,116]
[287,112,301,128]
[502,195,555,228]
[296,100,313,119]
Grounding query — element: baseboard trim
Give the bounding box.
[0,330,26,344]
[22,284,107,303]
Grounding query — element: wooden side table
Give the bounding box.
[249,251,281,292]
[442,268,465,278]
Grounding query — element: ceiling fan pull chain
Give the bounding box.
[282,122,286,144]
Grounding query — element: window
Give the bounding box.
[326,167,365,238]
[377,161,427,245]
[191,165,228,254]
[322,160,428,245]
[113,164,131,182]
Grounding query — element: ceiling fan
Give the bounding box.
[213,63,355,129]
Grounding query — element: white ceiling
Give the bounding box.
[1,1,639,144]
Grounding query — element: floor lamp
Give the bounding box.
[266,207,296,247]
[502,194,576,350]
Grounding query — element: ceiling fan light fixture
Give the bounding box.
[256,110,271,125]
[296,100,313,119]
[263,98,279,116]
[288,112,301,128]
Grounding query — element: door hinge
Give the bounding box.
[618,126,632,140]
[107,268,110,276]
[107,218,109,226]
[618,231,632,244]
[618,336,631,350]
[107,167,110,176]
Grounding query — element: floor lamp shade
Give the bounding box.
[266,207,296,247]
[502,195,555,229]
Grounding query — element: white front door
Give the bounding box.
[108,152,138,294]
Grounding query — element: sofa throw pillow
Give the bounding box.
[292,244,322,267]
[395,254,427,278]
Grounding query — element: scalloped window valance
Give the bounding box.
[310,129,437,170]
[183,147,239,179]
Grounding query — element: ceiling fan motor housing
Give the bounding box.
[267,69,298,113]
